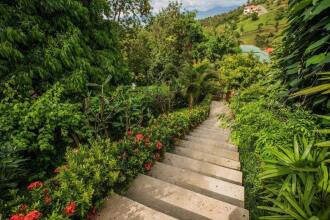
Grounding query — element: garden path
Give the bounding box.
[97,101,249,220]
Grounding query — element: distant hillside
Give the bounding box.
[196,6,238,20]
[200,0,289,49]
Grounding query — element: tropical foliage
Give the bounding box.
[4,98,210,219]
[281,0,330,113]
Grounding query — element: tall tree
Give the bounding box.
[108,0,151,24]
[0,0,128,99]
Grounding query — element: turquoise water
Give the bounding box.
[240,45,271,63]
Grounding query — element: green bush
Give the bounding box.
[0,84,90,181]
[259,135,330,220]
[230,73,330,219]
[6,98,211,219]
[85,85,172,140]
[230,79,318,219]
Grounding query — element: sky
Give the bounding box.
[152,0,247,18]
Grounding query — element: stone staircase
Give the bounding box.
[97,101,249,220]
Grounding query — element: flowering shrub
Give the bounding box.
[7,97,211,219]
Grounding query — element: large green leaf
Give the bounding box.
[291,84,330,97]
[306,53,327,67]
[307,0,330,20]
[305,36,330,54]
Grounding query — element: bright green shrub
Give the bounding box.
[216,53,270,94]
[6,98,211,219]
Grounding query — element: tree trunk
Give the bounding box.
[189,94,194,110]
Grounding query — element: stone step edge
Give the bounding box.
[149,162,245,208]
[126,175,249,220]
[174,146,241,170]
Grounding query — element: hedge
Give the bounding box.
[7,97,211,219]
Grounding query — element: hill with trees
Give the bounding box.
[201,0,288,48]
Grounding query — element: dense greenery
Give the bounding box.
[5,98,210,219]
[281,0,330,113]
[125,2,205,85]
[225,1,330,219]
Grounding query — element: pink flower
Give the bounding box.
[135,133,144,142]
[24,210,42,220]
[64,201,77,216]
[127,130,133,136]
[144,162,152,171]
[27,181,43,190]
[156,141,163,150]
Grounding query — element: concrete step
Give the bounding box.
[174,147,241,170]
[97,193,177,220]
[197,124,230,133]
[126,175,249,220]
[163,153,242,185]
[194,127,231,135]
[184,135,237,152]
[177,140,240,161]
[149,163,245,207]
[189,130,230,140]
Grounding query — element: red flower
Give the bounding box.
[143,162,152,171]
[10,214,24,220]
[44,195,52,205]
[24,210,42,220]
[156,141,163,150]
[127,130,133,136]
[64,201,77,216]
[27,181,43,190]
[19,204,28,212]
[135,133,144,142]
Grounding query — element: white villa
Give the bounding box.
[244,5,261,15]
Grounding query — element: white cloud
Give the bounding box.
[152,0,247,13]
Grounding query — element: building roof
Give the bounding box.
[240,45,271,63]
[245,5,257,9]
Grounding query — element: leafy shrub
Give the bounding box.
[85,85,172,139]
[230,79,318,219]
[216,53,270,94]
[0,84,90,181]
[5,97,211,219]
[231,101,317,219]
[259,135,330,220]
